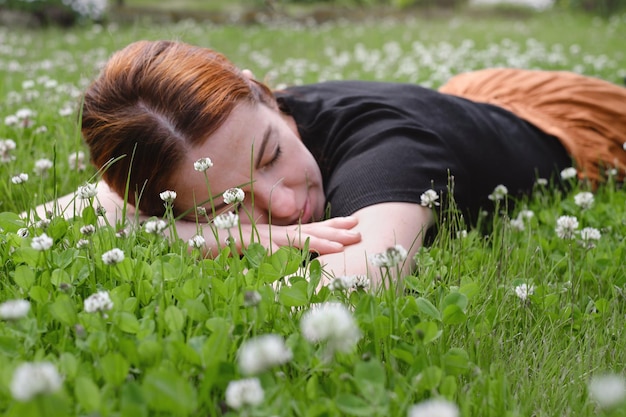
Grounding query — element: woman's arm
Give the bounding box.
[30,182,362,257]
[313,202,434,288]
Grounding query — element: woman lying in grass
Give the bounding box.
[37,40,626,285]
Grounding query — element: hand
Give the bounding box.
[252,216,361,255]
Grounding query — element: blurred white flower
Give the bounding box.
[535,178,548,186]
[369,244,408,268]
[223,187,245,205]
[214,211,239,230]
[33,158,53,175]
[580,227,601,248]
[77,183,97,199]
[31,233,53,251]
[11,362,63,401]
[11,173,29,184]
[68,151,86,171]
[225,378,264,410]
[408,398,459,417]
[555,215,579,239]
[102,248,124,265]
[300,302,361,354]
[514,283,535,301]
[560,167,578,180]
[509,218,525,231]
[518,209,534,220]
[420,189,440,208]
[574,192,594,209]
[238,334,293,375]
[456,230,468,239]
[159,190,177,203]
[0,299,31,320]
[58,106,74,117]
[589,374,626,409]
[328,274,369,291]
[144,219,167,234]
[488,184,508,201]
[0,138,16,163]
[17,228,29,238]
[76,239,90,249]
[194,157,213,172]
[84,291,113,313]
[80,224,96,235]
[4,115,19,126]
[188,234,206,249]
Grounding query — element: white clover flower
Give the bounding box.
[58,106,73,117]
[11,362,63,401]
[0,138,17,162]
[76,239,90,249]
[509,218,525,231]
[68,151,86,171]
[328,275,357,291]
[31,233,53,251]
[514,283,535,301]
[225,378,265,410]
[22,80,35,89]
[16,108,35,120]
[560,167,578,180]
[84,291,113,313]
[574,192,594,209]
[102,248,124,265]
[555,215,579,239]
[17,228,29,238]
[238,334,293,375]
[589,374,626,409]
[300,302,361,354]
[11,173,29,184]
[223,187,245,205]
[77,183,98,199]
[4,115,18,126]
[420,189,440,208]
[34,126,48,135]
[193,157,213,172]
[214,211,239,230]
[518,209,535,220]
[159,190,177,203]
[535,178,548,186]
[408,398,459,417]
[244,290,262,307]
[0,299,31,320]
[328,274,370,291]
[580,227,601,241]
[188,234,206,249]
[80,224,96,235]
[369,244,408,268]
[144,219,167,234]
[36,218,50,229]
[33,158,53,175]
[488,184,508,201]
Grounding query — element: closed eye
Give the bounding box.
[265,145,282,168]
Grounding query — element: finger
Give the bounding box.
[317,216,358,228]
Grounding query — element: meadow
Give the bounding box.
[1,7,626,417]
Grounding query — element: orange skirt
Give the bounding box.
[439,68,626,183]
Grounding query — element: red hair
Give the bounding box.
[82,40,276,215]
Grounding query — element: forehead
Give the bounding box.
[172,103,269,205]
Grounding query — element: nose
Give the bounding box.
[253,181,298,224]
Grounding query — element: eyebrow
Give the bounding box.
[254,125,273,169]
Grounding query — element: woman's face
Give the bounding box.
[171,102,325,225]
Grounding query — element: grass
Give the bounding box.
[1,8,626,417]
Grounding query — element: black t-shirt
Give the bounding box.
[275,80,571,221]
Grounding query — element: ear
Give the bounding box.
[241,69,256,80]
